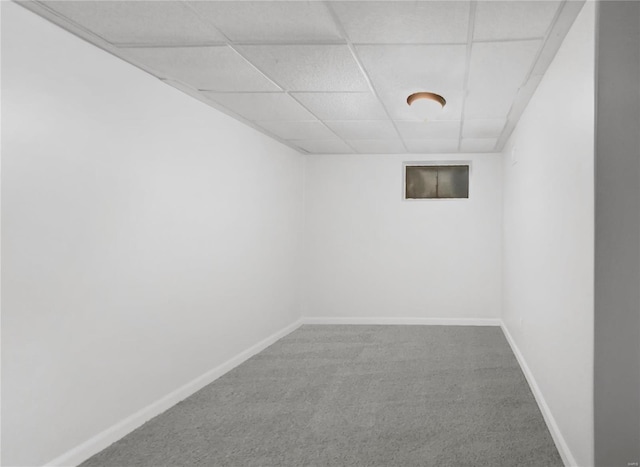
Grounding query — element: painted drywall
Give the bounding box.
[1,3,304,466]
[594,2,640,466]
[501,3,595,466]
[303,153,502,320]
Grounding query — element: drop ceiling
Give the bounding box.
[19,0,585,154]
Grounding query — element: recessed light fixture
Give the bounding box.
[407,92,446,108]
[407,92,447,122]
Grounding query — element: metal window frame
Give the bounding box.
[402,161,472,201]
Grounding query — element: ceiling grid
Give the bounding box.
[323,1,409,153]
[184,1,355,154]
[457,0,478,152]
[20,0,584,155]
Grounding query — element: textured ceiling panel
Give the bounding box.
[292,92,388,121]
[348,139,406,154]
[460,138,498,153]
[23,0,583,154]
[203,92,314,121]
[44,1,225,45]
[124,46,279,91]
[474,1,561,41]
[293,139,354,154]
[188,1,342,43]
[464,88,516,120]
[404,139,460,153]
[324,120,398,140]
[467,40,542,94]
[396,121,461,140]
[357,44,467,94]
[238,45,370,92]
[331,1,471,44]
[462,119,507,139]
[256,121,336,140]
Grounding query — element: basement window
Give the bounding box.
[405,165,469,199]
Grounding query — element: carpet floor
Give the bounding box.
[81,325,563,467]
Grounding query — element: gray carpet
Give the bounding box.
[81,325,563,467]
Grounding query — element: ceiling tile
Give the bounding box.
[396,121,460,140]
[356,45,467,94]
[292,140,354,154]
[123,46,279,92]
[238,45,369,92]
[467,40,542,93]
[292,92,388,121]
[460,138,498,153]
[464,88,516,120]
[462,119,506,139]
[378,89,463,122]
[474,1,561,41]
[404,139,459,153]
[45,1,225,45]
[331,1,470,44]
[348,140,406,154]
[257,121,336,140]
[202,92,314,121]
[324,120,398,140]
[29,0,583,157]
[188,2,342,43]
[464,40,541,119]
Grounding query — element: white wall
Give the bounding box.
[303,153,502,321]
[1,3,304,466]
[501,3,595,466]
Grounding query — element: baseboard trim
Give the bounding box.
[302,317,502,326]
[500,322,578,467]
[44,318,303,467]
[43,318,574,467]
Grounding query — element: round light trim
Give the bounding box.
[406,92,447,108]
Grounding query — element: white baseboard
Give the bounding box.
[302,316,502,326]
[500,322,578,467]
[44,318,303,467]
[43,318,574,467]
